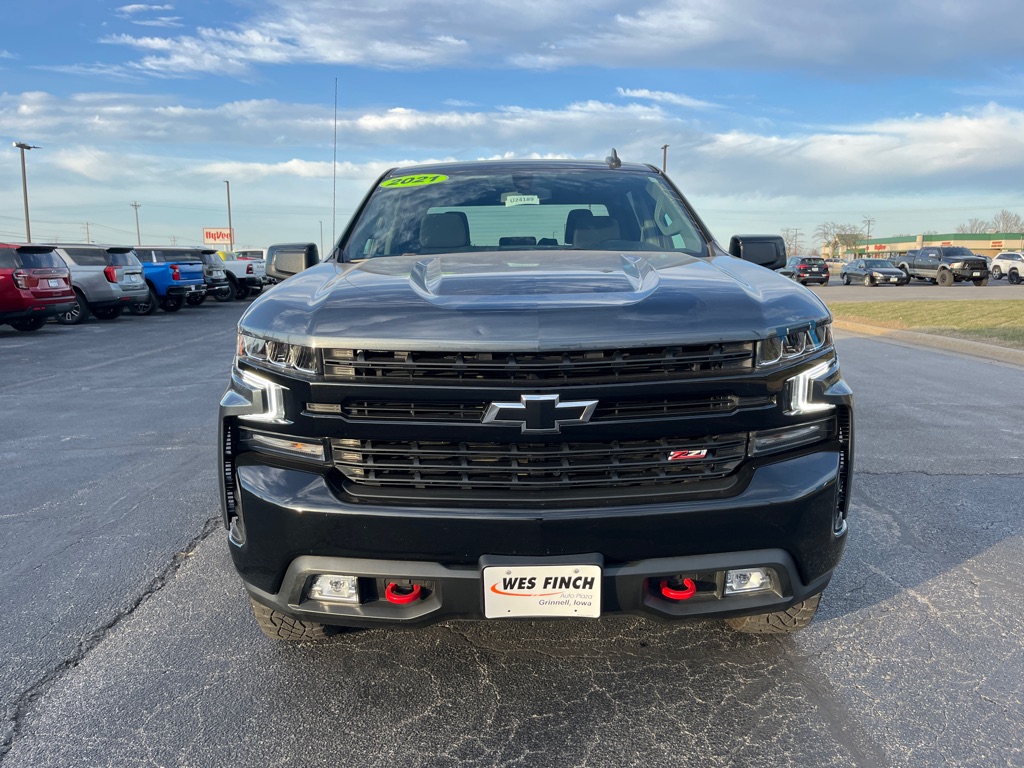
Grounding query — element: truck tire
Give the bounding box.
[129,287,159,316]
[937,269,954,286]
[725,593,821,634]
[249,597,332,642]
[235,283,252,300]
[161,295,184,312]
[55,290,91,325]
[973,277,989,286]
[185,292,207,306]
[214,283,235,302]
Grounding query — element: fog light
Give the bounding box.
[725,568,773,595]
[309,574,360,604]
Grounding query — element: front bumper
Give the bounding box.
[227,449,848,628]
[950,267,989,280]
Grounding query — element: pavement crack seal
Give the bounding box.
[0,514,222,762]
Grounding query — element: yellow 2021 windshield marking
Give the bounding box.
[380,174,449,188]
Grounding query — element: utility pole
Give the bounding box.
[13,141,40,242]
[224,180,234,251]
[82,222,92,243]
[130,202,142,245]
[862,216,875,256]
[661,144,669,173]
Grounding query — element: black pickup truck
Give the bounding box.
[219,157,854,640]
[897,246,990,286]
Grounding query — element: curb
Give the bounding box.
[833,320,1024,367]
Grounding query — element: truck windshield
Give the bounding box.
[342,167,708,260]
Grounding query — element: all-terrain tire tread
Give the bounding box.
[250,597,332,642]
[725,593,822,634]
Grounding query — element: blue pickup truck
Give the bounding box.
[130,247,207,313]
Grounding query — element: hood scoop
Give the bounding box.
[408,253,660,309]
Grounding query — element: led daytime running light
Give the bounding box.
[787,361,834,415]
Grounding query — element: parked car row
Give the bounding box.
[782,249,1024,288]
[0,242,270,331]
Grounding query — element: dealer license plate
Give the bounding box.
[483,564,601,618]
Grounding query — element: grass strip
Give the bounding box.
[828,300,1024,350]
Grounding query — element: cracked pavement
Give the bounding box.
[1,306,1022,767]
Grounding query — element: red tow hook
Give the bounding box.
[385,582,423,605]
[659,578,697,601]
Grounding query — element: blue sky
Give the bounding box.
[3,0,1024,251]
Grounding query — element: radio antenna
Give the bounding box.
[332,77,338,249]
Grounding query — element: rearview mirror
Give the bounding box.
[266,243,319,280]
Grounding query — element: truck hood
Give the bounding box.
[239,251,830,350]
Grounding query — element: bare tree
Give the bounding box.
[956,217,993,233]
[782,228,804,256]
[990,209,1024,232]
[814,221,861,259]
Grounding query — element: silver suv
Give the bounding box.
[50,244,149,323]
[990,252,1024,284]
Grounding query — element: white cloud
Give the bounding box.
[114,4,182,28]
[81,0,1024,79]
[5,88,1024,247]
[616,87,719,110]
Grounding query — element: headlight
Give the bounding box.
[949,261,964,269]
[871,272,884,278]
[756,320,832,367]
[237,331,320,375]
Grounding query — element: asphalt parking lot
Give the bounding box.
[1,289,1022,767]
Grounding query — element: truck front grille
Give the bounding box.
[322,343,755,385]
[309,394,773,423]
[331,433,747,490]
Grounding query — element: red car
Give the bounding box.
[0,243,76,331]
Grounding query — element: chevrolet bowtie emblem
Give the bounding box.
[483,394,598,433]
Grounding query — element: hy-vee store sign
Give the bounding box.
[203,227,234,245]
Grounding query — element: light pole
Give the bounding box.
[130,202,142,245]
[13,141,40,242]
[224,180,234,251]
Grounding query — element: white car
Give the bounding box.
[990,252,1024,284]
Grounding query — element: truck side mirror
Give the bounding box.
[728,235,787,271]
[266,243,319,280]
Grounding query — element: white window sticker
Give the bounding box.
[502,193,540,207]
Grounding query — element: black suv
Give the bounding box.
[783,256,830,286]
[219,158,853,640]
